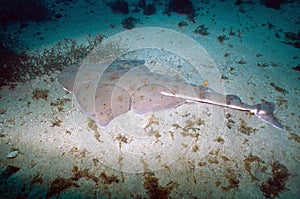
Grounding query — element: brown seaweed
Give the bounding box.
[243,154,264,181]
[260,161,290,198]
[143,172,177,199]
[46,177,78,199]
[100,172,119,185]
[238,118,257,135]
[1,165,20,179]
[32,88,49,100]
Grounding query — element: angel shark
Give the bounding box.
[57,59,284,129]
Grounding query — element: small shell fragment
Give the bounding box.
[6,150,18,159]
[203,80,209,87]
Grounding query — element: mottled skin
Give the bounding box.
[57,60,283,129]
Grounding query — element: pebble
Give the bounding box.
[0,108,6,114]
[6,150,18,159]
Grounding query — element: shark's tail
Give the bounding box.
[253,102,284,129]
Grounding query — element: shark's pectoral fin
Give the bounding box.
[253,102,284,129]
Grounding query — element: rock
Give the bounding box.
[55,13,62,19]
